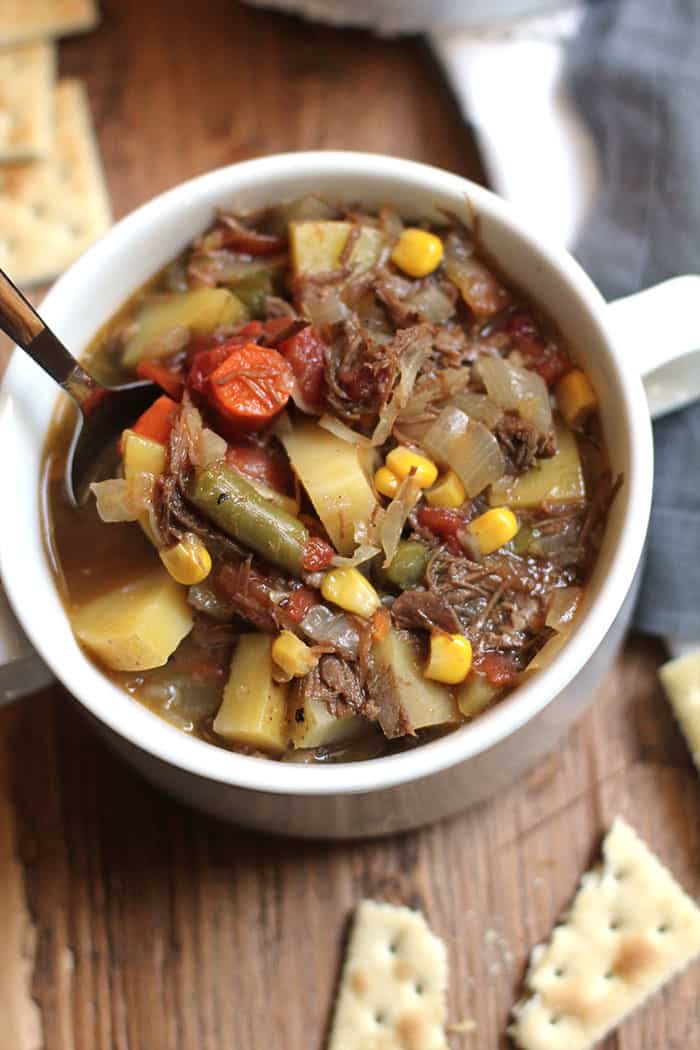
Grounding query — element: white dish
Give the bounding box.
[1,152,697,837]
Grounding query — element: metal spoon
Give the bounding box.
[0,267,160,505]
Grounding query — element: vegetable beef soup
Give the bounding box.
[43,199,618,764]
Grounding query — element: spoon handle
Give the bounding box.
[0,268,43,347]
[0,267,102,408]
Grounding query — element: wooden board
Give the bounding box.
[2,3,698,1049]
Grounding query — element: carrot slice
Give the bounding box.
[208,344,294,428]
[135,361,184,400]
[130,395,179,445]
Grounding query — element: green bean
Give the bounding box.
[383,540,430,590]
[187,464,308,577]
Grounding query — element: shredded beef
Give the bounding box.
[324,316,399,429]
[319,654,366,715]
[293,653,378,722]
[425,547,566,659]
[213,560,300,634]
[391,590,460,634]
[494,411,556,474]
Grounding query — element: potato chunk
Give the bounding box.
[489,418,585,508]
[213,634,289,754]
[72,570,193,671]
[372,629,459,738]
[122,430,167,479]
[280,422,378,554]
[289,221,385,277]
[289,691,367,750]
[122,430,166,543]
[122,289,247,367]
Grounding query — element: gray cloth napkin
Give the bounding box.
[566,0,700,639]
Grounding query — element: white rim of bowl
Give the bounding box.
[2,152,653,797]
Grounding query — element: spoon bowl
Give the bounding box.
[0,268,159,504]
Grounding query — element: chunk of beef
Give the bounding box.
[391,589,461,634]
[365,661,413,739]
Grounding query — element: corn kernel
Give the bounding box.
[425,632,472,685]
[467,507,518,555]
[391,228,444,278]
[159,533,212,585]
[385,446,438,489]
[321,567,381,619]
[272,630,318,681]
[374,465,401,499]
[555,368,598,427]
[426,469,466,508]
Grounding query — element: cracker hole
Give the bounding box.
[415,982,424,996]
[553,967,566,978]
[657,923,670,934]
[375,1012,385,1025]
[604,971,614,980]
[66,222,83,238]
[388,940,399,955]
[613,869,628,881]
[549,1016,561,1026]
[609,919,622,931]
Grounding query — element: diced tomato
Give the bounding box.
[338,364,375,403]
[472,651,520,687]
[135,360,184,400]
[416,506,466,555]
[278,326,326,410]
[208,344,294,428]
[416,506,464,540]
[302,536,335,573]
[506,311,571,387]
[225,443,290,492]
[129,395,178,446]
[284,588,318,623]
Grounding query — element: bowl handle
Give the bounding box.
[607,275,700,420]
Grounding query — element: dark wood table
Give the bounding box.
[1,3,698,1048]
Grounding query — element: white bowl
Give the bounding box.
[0,152,675,837]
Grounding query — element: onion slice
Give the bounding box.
[91,475,154,523]
[299,605,360,658]
[378,476,421,566]
[545,586,582,632]
[330,544,381,568]
[449,391,503,429]
[370,333,433,446]
[478,356,552,436]
[182,401,227,468]
[444,233,509,317]
[319,414,372,446]
[422,406,505,498]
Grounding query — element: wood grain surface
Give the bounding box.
[1,3,698,1049]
